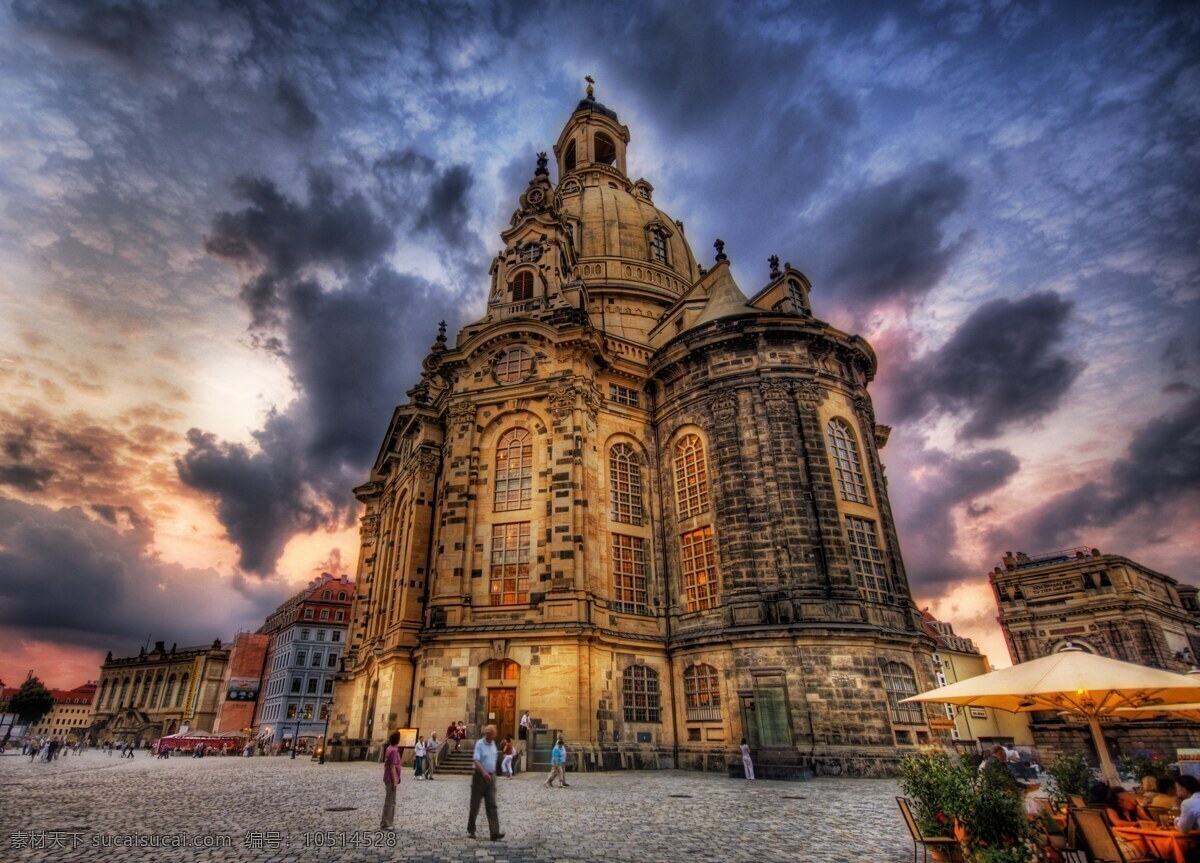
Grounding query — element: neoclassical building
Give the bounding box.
[331,89,939,776]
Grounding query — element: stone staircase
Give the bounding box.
[431,747,476,775]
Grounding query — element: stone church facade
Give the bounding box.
[331,91,939,776]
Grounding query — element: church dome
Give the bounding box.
[557,179,699,294]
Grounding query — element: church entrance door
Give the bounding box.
[488,688,517,742]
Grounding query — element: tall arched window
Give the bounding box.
[683,663,721,721]
[609,443,643,524]
[594,132,616,166]
[510,270,533,301]
[175,673,189,708]
[564,139,576,172]
[150,673,163,707]
[649,228,669,264]
[674,434,709,520]
[680,526,718,612]
[164,675,176,708]
[117,677,129,708]
[494,428,533,511]
[622,665,661,723]
[826,418,869,504]
[883,662,922,724]
[139,676,151,706]
[490,522,531,605]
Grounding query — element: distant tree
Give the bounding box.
[9,677,55,724]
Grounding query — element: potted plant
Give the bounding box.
[960,762,1046,863]
[1044,751,1091,809]
[899,752,971,847]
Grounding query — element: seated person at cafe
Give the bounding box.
[1176,775,1200,831]
[979,746,1008,773]
[1148,776,1179,811]
[1106,787,1150,824]
[1085,780,1111,806]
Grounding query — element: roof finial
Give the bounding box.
[433,319,447,351]
[585,75,595,101]
[535,151,548,176]
[768,255,780,279]
[714,238,727,263]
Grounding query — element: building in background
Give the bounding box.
[332,88,940,778]
[990,548,1200,760]
[28,682,98,741]
[256,573,353,748]
[89,640,230,745]
[920,610,1032,751]
[213,632,271,736]
[991,547,1200,668]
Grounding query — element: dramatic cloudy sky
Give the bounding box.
[1,0,1197,686]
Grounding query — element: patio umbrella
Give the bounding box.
[1113,702,1200,722]
[902,645,1200,785]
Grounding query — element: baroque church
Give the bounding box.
[330,87,940,776]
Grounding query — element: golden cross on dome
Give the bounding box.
[585,75,595,100]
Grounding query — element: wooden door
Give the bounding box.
[488,689,517,742]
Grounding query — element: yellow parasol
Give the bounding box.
[902,645,1200,785]
[1113,702,1200,722]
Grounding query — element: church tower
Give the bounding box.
[332,85,939,776]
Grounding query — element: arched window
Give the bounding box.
[844,515,888,603]
[490,522,531,605]
[164,675,176,708]
[622,665,661,723]
[322,589,331,599]
[674,434,709,520]
[883,662,922,724]
[826,418,869,503]
[683,664,721,721]
[175,673,189,708]
[139,676,151,706]
[510,270,533,301]
[680,526,718,612]
[564,139,576,173]
[150,673,163,707]
[594,132,616,166]
[494,428,533,511]
[494,347,534,383]
[611,533,647,615]
[649,229,668,264]
[609,443,643,524]
[117,677,129,708]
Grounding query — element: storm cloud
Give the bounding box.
[181,174,461,576]
[892,292,1083,440]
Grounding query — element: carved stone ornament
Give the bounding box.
[707,389,738,420]
[760,380,792,411]
[361,513,381,540]
[795,380,825,409]
[853,396,876,427]
[550,383,579,418]
[447,401,476,427]
[416,452,440,480]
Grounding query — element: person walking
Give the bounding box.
[518,711,530,742]
[500,737,514,779]
[740,738,754,780]
[467,724,504,841]
[381,730,402,831]
[413,736,425,779]
[544,738,569,788]
[424,734,438,779]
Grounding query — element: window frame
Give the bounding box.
[493,427,533,511]
[489,522,531,606]
[679,526,718,612]
[611,533,648,615]
[826,417,870,504]
[673,434,709,520]
[609,442,643,525]
[622,664,661,723]
[683,663,721,722]
[883,662,924,725]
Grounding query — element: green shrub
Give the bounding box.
[1119,752,1172,781]
[899,752,972,837]
[963,762,1040,862]
[1044,751,1092,808]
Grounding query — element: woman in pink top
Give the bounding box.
[381,731,402,830]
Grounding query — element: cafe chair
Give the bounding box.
[1070,808,1163,863]
[896,797,962,863]
[1069,795,1089,809]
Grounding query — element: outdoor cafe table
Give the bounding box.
[1111,824,1200,863]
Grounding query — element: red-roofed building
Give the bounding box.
[29,682,98,740]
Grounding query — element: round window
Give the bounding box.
[494,347,534,383]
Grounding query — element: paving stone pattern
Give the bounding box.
[0,752,913,862]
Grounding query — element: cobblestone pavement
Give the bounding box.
[0,751,912,862]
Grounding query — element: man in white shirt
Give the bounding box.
[468,725,504,842]
[1175,775,1200,831]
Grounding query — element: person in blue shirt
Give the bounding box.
[544,737,570,788]
[468,724,504,841]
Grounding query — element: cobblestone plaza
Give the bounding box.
[1,752,912,862]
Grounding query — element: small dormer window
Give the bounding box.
[511,271,534,301]
[649,229,668,264]
[594,132,616,166]
[637,185,651,201]
[519,243,542,263]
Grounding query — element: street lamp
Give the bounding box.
[291,701,302,759]
[318,699,331,765]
